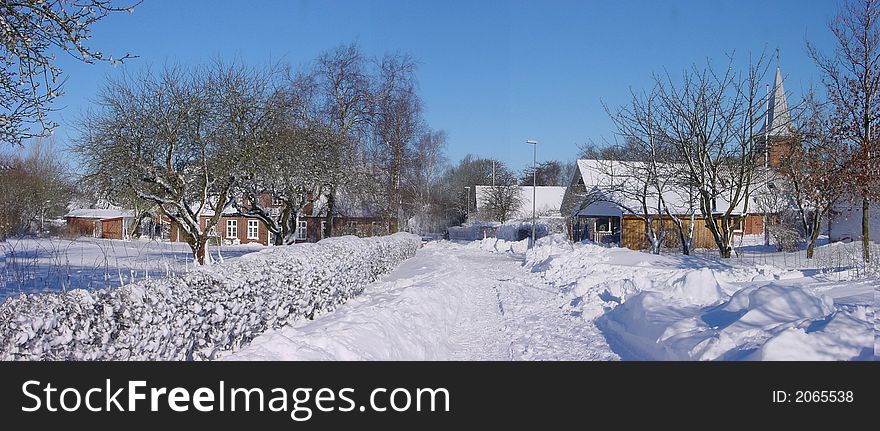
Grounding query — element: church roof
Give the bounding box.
[758,67,792,137]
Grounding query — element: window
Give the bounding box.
[296,220,308,240]
[320,221,327,239]
[732,217,745,233]
[247,220,259,240]
[226,219,238,238]
[595,217,612,233]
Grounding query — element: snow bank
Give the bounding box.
[468,237,529,254]
[523,237,874,360]
[598,284,871,360]
[0,233,420,360]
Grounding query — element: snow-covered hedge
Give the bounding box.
[0,233,420,361]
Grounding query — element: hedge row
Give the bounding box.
[0,233,421,360]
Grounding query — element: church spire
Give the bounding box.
[764,65,791,137]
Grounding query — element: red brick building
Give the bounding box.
[167,192,396,246]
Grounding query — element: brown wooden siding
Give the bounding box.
[65,217,99,237]
[100,218,125,240]
[621,214,763,250]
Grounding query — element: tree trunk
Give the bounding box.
[806,215,822,259]
[324,189,336,239]
[188,235,208,266]
[677,222,690,256]
[863,196,871,262]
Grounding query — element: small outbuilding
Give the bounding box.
[64,209,135,239]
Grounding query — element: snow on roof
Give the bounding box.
[572,159,754,217]
[475,185,567,218]
[65,209,135,219]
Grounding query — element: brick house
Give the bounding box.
[167,192,396,246]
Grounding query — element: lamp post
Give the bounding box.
[527,139,538,248]
[464,186,471,222]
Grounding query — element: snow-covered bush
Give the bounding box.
[0,233,420,360]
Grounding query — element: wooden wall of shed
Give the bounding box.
[100,218,124,240]
[621,214,763,250]
[65,218,98,237]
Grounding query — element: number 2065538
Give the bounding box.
[772,390,854,403]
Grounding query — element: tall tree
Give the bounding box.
[654,54,772,258]
[74,63,257,265]
[0,139,72,238]
[371,52,422,232]
[781,94,850,258]
[479,169,522,223]
[1,0,138,146]
[405,129,448,234]
[520,160,564,186]
[809,0,880,261]
[314,43,373,239]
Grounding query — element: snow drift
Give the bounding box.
[523,235,874,361]
[0,233,420,360]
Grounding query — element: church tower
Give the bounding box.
[756,66,795,169]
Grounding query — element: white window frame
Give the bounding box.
[226,219,238,239]
[295,220,308,241]
[732,216,745,233]
[247,220,259,240]
[595,217,612,233]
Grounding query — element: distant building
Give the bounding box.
[474,185,567,219]
[829,200,880,244]
[64,209,135,239]
[166,192,395,246]
[562,159,765,249]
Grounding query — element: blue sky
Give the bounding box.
[48,0,841,172]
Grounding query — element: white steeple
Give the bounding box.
[762,66,791,137]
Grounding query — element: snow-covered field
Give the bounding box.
[0,237,263,302]
[227,235,877,361]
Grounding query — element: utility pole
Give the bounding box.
[492,160,496,187]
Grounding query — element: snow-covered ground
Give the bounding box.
[0,237,263,302]
[226,235,876,361]
[223,239,617,361]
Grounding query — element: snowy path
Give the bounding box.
[223,242,618,361]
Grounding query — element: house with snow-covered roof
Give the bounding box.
[164,191,396,246]
[474,185,567,219]
[64,208,135,239]
[561,159,765,249]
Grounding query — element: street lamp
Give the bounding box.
[527,139,538,248]
[464,186,471,222]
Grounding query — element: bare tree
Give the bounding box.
[520,160,565,186]
[405,129,448,234]
[314,43,373,238]
[371,52,423,232]
[654,54,772,258]
[781,95,850,257]
[0,139,72,238]
[73,63,258,265]
[809,0,880,261]
[479,169,522,223]
[1,0,139,146]
[605,89,682,254]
